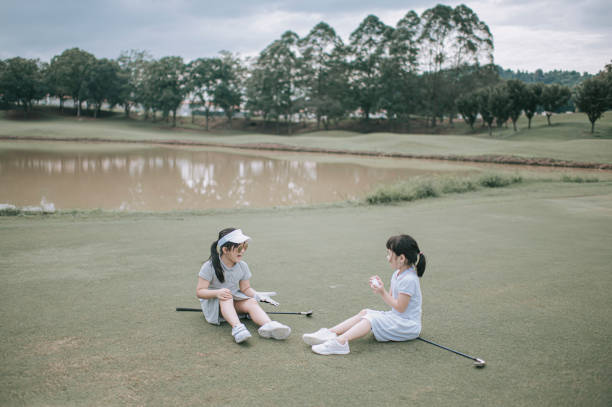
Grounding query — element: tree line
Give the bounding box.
[1,4,611,133]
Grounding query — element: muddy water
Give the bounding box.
[0,143,443,211]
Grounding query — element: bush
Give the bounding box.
[561,175,599,183]
[366,173,523,205]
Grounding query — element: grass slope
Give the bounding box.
[1,181,611,406]
[1,111,612,165]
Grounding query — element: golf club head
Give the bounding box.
[305,310,313,317]
[473,358,486,368]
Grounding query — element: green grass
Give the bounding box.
[1,181,611,406]
[2,110,612,164]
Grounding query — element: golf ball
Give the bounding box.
[371,278,381,288]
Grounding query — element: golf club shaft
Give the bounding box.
[175,307,311,316]
[417,337,479,362]
[267,311,311,316]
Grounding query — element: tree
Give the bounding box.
[541,84,571,126]
[490,85,510,128]
[48,48,95,117]
[476,87,495,136]
[214,51,244,129]
[348,15,392,121]
[418,4,494,126]
[145,56,187,126]
[249,31,301,133]
[524,83,543,129]
[456,92,479,130]
[188,56,221,130]
[379,11,421,130]
[574,77,610,133]
[0,57,45,116]
[299,22,347,130]
[505,79,527,131]
[117,50,153,117]
[86,58,123,118]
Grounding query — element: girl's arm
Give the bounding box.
[196,277,231,300]
[371,276,411,313]
[380,291,411,313]
[239,279,257,298]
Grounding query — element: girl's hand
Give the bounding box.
[216,288,232,300]
[369,275,384,292]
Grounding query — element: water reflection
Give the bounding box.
[0,145,434,210]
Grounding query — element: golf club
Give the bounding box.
[417,337,486,368]
[175,307,313,317]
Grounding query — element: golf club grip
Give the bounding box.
[176,307,202,312]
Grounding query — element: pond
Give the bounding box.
[0,141,461,211]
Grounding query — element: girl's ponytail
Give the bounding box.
[208,227,238,283]
[210,240,225,283]
[415,252,426,277]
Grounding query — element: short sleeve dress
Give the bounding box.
[364,268,422,341]
[198,259,253,325]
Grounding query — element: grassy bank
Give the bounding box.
[1,181,612,406]
[1,110,612,166]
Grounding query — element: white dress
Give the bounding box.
[365,268,422,341]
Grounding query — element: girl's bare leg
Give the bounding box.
[219,298,240,327]
[330,309,368,335]
[235,298,271,326]
[337,318,372,345]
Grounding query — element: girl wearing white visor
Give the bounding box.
[196,227,291,343]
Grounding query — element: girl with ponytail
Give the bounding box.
[303,234,426,355]
[196,227,291,343]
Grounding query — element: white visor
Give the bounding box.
[217,229,251,250]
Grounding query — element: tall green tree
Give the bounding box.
[348,15,392,121]
[379,11,421,130]
[541,84,571,126]
[299,22,347,130]
[48,48,95,117]
[249,31,301,133]
[574,77,610,133]
[0,57,45,116]
[419,4,494,126]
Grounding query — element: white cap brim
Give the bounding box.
[217,229,251,249]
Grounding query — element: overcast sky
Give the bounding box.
[1,0,610,73]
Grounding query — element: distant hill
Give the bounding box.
[497,66,592,87]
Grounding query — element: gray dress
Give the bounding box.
[198,259,252,325]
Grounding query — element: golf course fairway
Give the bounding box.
[1,180,611,406]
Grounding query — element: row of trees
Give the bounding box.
[1,4,611,133]
[457,63,612,134]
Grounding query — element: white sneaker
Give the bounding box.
[302,328,337,345]
[258,321,291,340]
[232,323,251,343]
[311,338,350,355]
